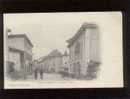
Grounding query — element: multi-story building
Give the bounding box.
[8,34,33,79]
[38,49,62,73]
[67,23,100,79]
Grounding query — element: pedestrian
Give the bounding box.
[34,68,38,80]
[40,68,43,79]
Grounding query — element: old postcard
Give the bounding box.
[4,12,123,89]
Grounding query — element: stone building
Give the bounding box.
[8,34,33,79]
[67,23,100,79]
[38,49,62,73]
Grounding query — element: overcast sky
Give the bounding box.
[4,12,121,59]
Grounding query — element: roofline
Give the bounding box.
[37,50,63,63]
[8,34,33,47]
[67,23,98,47]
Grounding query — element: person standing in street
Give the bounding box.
[34,68,38,80]
[40,67,43,80]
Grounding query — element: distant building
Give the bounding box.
[39,49,62,73]
[67,23,100,79]
[8,34,33,78]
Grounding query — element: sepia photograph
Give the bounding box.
[4,12,123,89]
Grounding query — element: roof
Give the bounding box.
[8,34,33,47]
[67,23,98,47]
[48,49,62,57]
[38,49,62,62]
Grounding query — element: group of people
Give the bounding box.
[34,68,44,80]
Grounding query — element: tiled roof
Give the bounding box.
[38,49,62,63]
[48,49,62,57]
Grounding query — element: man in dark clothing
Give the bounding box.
[34,68,38,80]
[40,69,43,79]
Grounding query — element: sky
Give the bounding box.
[4,12,121,60]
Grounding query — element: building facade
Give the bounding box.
[8,34,33,79]
[38,49,62,73]
[67,23,100,79]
